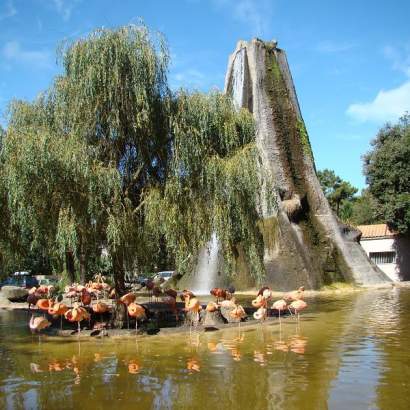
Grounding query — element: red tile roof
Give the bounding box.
[357,224,396,239]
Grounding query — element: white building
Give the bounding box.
[358,224,410,282]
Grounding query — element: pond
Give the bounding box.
[1,288,410,409]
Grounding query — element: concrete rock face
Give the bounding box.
[1,286,28,301]
[225,39,390,289]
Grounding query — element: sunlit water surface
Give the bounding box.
[1,288,410,409]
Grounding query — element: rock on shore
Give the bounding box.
[1,286,28,302]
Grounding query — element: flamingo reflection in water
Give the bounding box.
[127,359,141,374]
[253,350,266,366]
[187,357,200,373]
[29,315,51,333]
[273,332,308,355]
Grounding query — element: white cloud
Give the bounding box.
[52,0,81,21]
[346,81,410,123]
[212,0,273,37]
[3,41,52,69]
[383,44,410,77]
[0,0,17,20]
[315,40,355,54]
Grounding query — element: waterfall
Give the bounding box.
[227,47,250,111]
[192,233,220,294]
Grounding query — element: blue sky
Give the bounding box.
[1,0,409,190]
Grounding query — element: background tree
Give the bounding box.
[363,114,410,234]
[349,189,382,226]
[317,169,358,218]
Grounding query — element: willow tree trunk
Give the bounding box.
[112,252,126,295]
[65,251,75,283]
[225,39,390,289]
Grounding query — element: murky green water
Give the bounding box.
[1,288,410,409]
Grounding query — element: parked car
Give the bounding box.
[153,271,176,283]
[37,277,58,287]
[0,274,39,289]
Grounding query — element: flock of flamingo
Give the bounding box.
[27,274,308,336]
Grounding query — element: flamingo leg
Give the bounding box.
[60,315,63,330]
[127,310,130,330]
[77,321,81,336]
[135,318,138,334]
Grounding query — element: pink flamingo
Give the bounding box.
[272,299,287,325]
[284,286,305,302]
[289,299,308,322]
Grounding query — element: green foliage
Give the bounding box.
[297,119,314,159]
[363,114,410,234]
[145,91,268,282]
[317,169,358,218]
[348,189,382,226]
[264,47,315,191]
[0,24,267,286]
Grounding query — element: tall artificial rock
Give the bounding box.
[225,39,390,289]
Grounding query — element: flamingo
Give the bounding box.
[252,295,266,309]
[262,288,273,302]
[36,298,52,317]
[92,301,109,314]
[64,303,90,335]
[120,292,137,328]
[220,298,237,309]
[272,299,287,325]
[64,285,79,306]
[253,306,267,322]
[27,292,40,310]
[185,296,201,332]
[145,280,155,302]
[48,302,69,329]
[257,286,271,297]
[230,304,246,330]
[180,290,195,303]
[284,286,305,302]
[152,286,163,302]
[289,299,308,322]
[80,289,92,306]
[29,315,51,333]
[206,301,219,312]
[210,288,227,303]
[127,303,146,333]
[108,288,117,300]
[92,301,109,325]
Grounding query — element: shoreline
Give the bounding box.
[1,281,409,311]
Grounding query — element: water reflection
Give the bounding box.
[1,288,410,409]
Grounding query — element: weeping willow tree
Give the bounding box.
[146,91,267,282]
[4,98,120,282]
[2,24,269,290]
